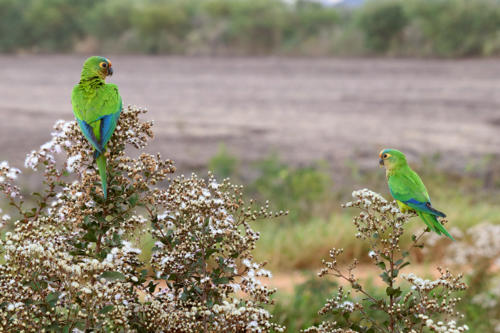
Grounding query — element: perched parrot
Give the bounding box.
[71,56,122,199]
[379,149,454,240]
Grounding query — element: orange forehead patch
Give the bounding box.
[379,150,391,158]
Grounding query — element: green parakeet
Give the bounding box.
[71,56,122,199]
[379,149,454,240]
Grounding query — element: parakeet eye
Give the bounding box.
[383,154,388,159]
[99,62,108,68]
[382,153,391,159]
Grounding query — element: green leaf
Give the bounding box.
[99,305,114,315]
[386,286,402,297]
[147,281,158,293]
[83,230,97,242]
[377,262,386,270]
[112,232,121,245]
[214,277,229,285]
[380,253,390,261]
[379,272,391,285]
[205,248,217,259]
[399,262,410,270]
[128,193,139,206]
[207,298,214,308]
[99,271,126,281]
[45,292,60,307]
[194,285,202,294]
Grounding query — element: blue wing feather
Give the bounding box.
[76,118,103,153]
[94,100,122,158]
[403,198,446,217]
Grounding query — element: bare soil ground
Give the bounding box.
[1,55,499,175]
[263,264,443,293]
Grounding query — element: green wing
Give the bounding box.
[71,84,121,152]
[388,169,429,203]
[388,168,445,217]
[71,83,121,200]
[388,167,452,240]
[72,84,121,123]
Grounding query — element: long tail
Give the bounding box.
[96,152,107,199]
[417,211,454,241]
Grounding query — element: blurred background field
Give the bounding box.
[3,0,500,57]
[1,0,500,331]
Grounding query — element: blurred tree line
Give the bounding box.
[1,0,500,57]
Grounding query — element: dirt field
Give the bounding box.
[1,55,499,174]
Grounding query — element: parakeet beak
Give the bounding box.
[107,66,113,76]
[379,158,384,166]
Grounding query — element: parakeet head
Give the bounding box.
[379,148,407,170]
[81,56,113,80]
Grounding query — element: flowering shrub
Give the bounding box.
[0,106,284,332]
[304,189,468,333]
[445,223,500,332]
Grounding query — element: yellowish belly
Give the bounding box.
[396,200,413,213]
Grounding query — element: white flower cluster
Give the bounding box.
[0,216,141,330]
[314,286,360,318]
[25,119,76,171]
[346,188,393,212]
[307,189,468,333]
[0,161,20,181]
[0,107,283,332]
[444,223,500,331]
[343,189,406,246]
[0,160,22,200]
[400,267,466,321]
[148,173,284,331]
[471,277,500,309]
[402,272,463,292]
[415,315,469,333]
[303,321,359,333]
[446,223,500,266]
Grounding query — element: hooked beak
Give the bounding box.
[379,158,384,166]
[107,66,113,76]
